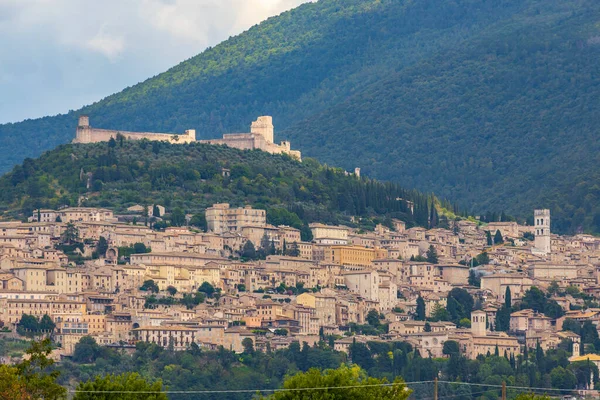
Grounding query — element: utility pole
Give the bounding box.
[434,377,438,400]
[501,381,506,400]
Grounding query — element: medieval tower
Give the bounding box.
[533,209,551,255]
[250,116,274,143]
[471,310,487,336]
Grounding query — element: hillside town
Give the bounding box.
[0,204,597,371]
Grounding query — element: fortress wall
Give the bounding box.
[74,128,195,144]
[200,134,257,151]
[264,142,302,160]
[200,133,301,160]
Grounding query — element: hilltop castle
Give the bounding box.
[199,116,301,160]
[73,115,301,160]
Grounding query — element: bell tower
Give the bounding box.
[471,310,487,337]
[533,209,551,255]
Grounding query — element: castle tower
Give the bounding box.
[74,115,91,143]
[354,168,361,178]
[78,115,90,127]
[184,129,196,141]
[471,310,487,337]
[533,209,551,255]
[250,116,274,143]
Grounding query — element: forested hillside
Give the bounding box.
[0,0,598,233]
[0,140,445,232]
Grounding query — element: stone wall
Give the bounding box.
[74,127,196,144]
[73,116,196,144]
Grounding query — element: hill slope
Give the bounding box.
[0,140,441,233]
[0,0,599,233]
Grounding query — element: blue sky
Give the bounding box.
[0,0,310,123]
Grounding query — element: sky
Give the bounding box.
[0,0,311,124]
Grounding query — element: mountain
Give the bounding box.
[0,140,444,233]
[0,0,599,233]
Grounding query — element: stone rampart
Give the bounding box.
[73,116,195,144]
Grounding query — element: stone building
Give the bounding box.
[205,204,266,234]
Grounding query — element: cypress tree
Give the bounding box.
[494,229,504,244]
[505,286,512,309]
[415,296,426,321]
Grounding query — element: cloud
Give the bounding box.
[0,0,311,123]
[86,28,125,61]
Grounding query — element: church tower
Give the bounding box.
[533,209,551,255]
[471,310,487,337]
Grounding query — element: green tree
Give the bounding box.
[486,231,493,246]
[74,372,167,400]
[520,286,546,313]
[424,322,431,332]
[166,286,177,296]
[17,314,39,337]
[198,282,216,297]
[189,212,207,231]
[468,269,481,287]
[494,229,504,244]
[514,395,551,400]
[426,245,438,264]
[547,281,560,296]
[430,303,450,322]
[170,207,186,227]
[96,236,109,257]
[442,340,460,357]
[475,252,490,265]
[133,242,149,254]
[140,280,159,293]
[261,364,411,400]
[495,306,511,332]
[550,366,577,389]
[242,337,254,354]
[73,336,101,363]
[242,240,257,259]
[562,319,581,335]
[545,300,565,319]
[39,314,55,333]
[415,296,426,321]
[288,241,300,257]
[62,223,79,244]
[446,288,474,322]
[0,364,31,400]
[366,309,381,327]
[565,285,580,296]
[458,318,471,328]
[16,339,67,400]
[505,286,512,309]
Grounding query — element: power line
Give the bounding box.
[66,379,590,395]
[68,380,434,394]
[436,380,591,393]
